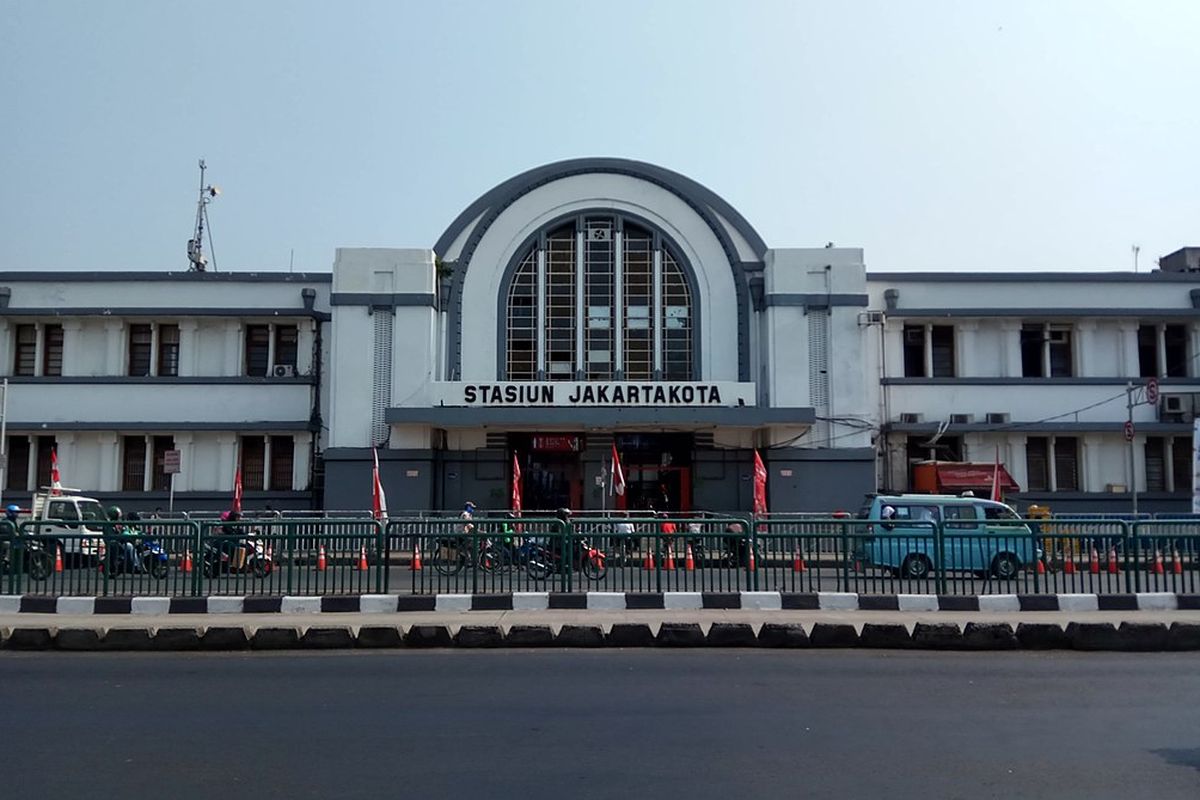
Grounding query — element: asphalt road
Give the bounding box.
[1,651,1197,800]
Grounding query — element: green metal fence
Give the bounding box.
[2,514,1198,597]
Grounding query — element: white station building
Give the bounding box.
[2,158,1198,514]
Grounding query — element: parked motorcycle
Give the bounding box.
[105,537,170,579]
[0,537,53,581]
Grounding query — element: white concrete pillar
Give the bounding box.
[104,320,124,376]
[293,432,312,492]
[174,432,194,493]
[297,320,315,376]
[882,319,904,379]
[217,434,237,492]
[0,320,11,377]
[955,321,977,378]
[1075,320,1096,378]
[58,320,83,376]
[177,320,199,377]
[224,321,242,376]
[1117,321,1140,378]
[999,321,1022,378]
[94,432,117,492]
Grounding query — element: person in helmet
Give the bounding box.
[105,506,142,574]
[1,504,20,564]
[4,504,20,526]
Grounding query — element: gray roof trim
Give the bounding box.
[323,447,436,460]
[883,377,1200,386]
[434,157,767,260]
[0,307,331,321]
[385,406,815,427]
[887,421,1194,434]
[883,308,1200,319]
[0,271,332,283]
[766,446,875,461]
[867,271,1200,284]
[765,293,870,308]
[3,376,315,386]
[7,421,312,431]
[330,292,436,308]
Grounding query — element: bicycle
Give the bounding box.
[431,535,511,576]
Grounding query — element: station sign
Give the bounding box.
[433,381,757,408]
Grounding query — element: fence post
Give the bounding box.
[562,520,572,594]
[1127,521,1136,594]
[839,520,849,593]
[375,521,385,595]
[934,522,948,596]
[192,523,204,597]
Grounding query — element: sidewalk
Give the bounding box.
[3,608,1199,651]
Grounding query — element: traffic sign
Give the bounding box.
[1146,378,1159,405]
[163,449,181,474]
[1124,420,1134,442]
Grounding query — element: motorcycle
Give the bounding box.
[0,536,53,581]
[201,535,273,578]
[527,536,606,581]
[105,537,170,579]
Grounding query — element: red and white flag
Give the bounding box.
[372,448,388,520]
[511,453,522,513]
[610,443,625,497]
[232,467,243,514]
[50,447,63,495]
[990,446,1003,503]
[752,449,768,516]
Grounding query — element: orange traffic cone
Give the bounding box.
[358,545,369,572]
[684,544,695,571]
[1089,546,1100,574]
[1153,550,1165,575]
[182,549,193,574]
[55,544,64,573]
[317,545,327,572]
[411,542,423,571]
[1063,554,1076,575]
[663,547,676,570]
[792,547,807,573]
[1173,549,1183,575]
[748,547,757,573]
[1036,556,1046,575]
[643,551,655,570]
[1108,546,1120,574]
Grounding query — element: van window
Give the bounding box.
[46,501,78,520]
[983,505,1019,520]
[943,505,979,529]
[889,505,940,523]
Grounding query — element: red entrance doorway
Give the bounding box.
[624,465,692,513]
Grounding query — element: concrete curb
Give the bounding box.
[4,620,1200,652]
[6,591,1200,615]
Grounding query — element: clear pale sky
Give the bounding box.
[3,1,1198,273]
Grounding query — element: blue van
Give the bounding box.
[859,494,1037,579]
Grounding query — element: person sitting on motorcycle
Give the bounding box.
[0,503,19,563]
[724,521,748,565]
[219,510,250,571]
[106,505,142,574]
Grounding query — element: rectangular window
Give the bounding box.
[1138,325,1158,378]
[35,436,55,490]
[1053,436,1079,491]
[1172,435,1193,493]
[1020,325,1044,378]
[274,325,298,368]
[930,326,955,377]
[157,324,180,377]
[902,325,925,377]
[1145,436,1166,492]
[151,435,174,492]
[128,324,153,376]
[245,325,270,377]
[240,436,266,491]
[269,435,294,491]
[14,324,36,376]
[1048,327,1073,377]
[122,436,147,491]
[1164,324,1188,378]
[6,436,29,492]
[42,324,63,377]
[1026,437,1049,491]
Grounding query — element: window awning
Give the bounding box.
[925,462,1020,493]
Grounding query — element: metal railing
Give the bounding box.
[2,515,1198,597]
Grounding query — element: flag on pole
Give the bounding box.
[990,445,1003,503]
[232,467,243,514]
[50,447,63,495]
[372,448,388,521]
[511,453,522,513]
[752,449,768,516]
[610,443,625,497]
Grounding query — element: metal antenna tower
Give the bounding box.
[186,159,220,272]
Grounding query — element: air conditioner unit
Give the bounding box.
[271,364,296,378]
[986,412,1011,424]
[899,413,924,424]
[857,310,885,326]
[949,413,974,425]
[1106,483,1127,493]
[1163,395,1186,414]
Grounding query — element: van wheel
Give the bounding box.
[901,554,932,580]
[991,553,1020,580]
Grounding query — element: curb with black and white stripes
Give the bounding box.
[1,591,1196,615]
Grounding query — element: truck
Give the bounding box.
[28,487,110,558]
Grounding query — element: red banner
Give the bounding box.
[511,453,523,513]
[532,435,581,452]
[753,449,768,516]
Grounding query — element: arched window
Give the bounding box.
[503,215,695,381]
